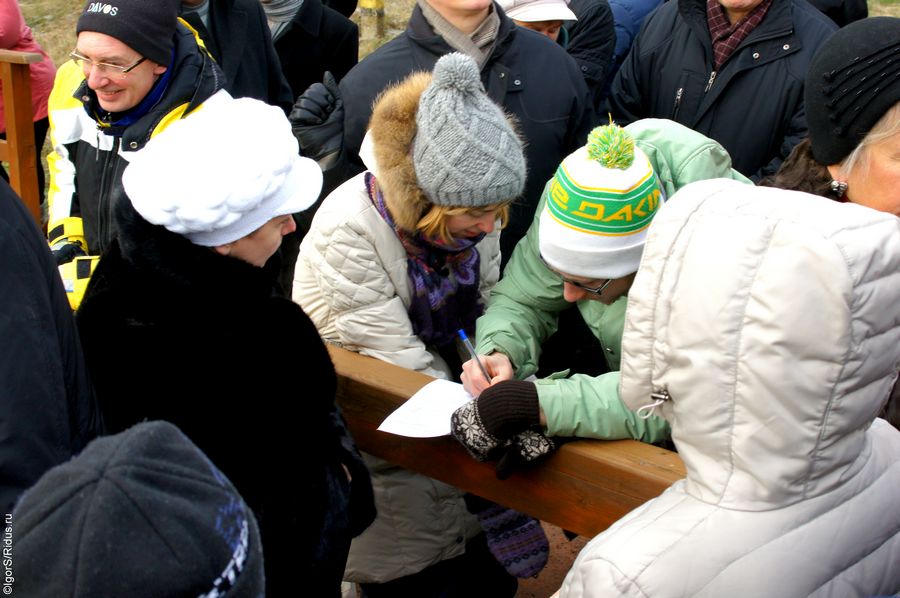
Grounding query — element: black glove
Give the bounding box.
[450,380,541,461]
[289,71,343,165]
[52,241,86,265]
[495,431,557,480]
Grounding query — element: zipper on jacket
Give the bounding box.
[704,71,717,93]
[672,87,684,120]
[96,135,121,253]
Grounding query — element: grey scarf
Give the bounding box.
[416,0,500,70]
[261,0,304,42]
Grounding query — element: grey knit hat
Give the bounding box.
[413,53,526,207]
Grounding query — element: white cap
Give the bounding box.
[123,95,323,247]
[498,0,576,22]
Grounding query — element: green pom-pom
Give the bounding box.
[586,124,634,170]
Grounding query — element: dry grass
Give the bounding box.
[870,0,900,16]
[20,0,81,67]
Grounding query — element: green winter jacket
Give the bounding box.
[475,119,751,442]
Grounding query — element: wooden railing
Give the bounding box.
[329,346,686,538]
[0,49,43,226]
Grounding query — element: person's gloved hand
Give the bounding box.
[51,241,86,265]
[289,71,343,166]
[450,379,541,461]
[495,430,557,480]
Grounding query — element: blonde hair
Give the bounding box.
[840,101,900,177]
[416,202,511,242]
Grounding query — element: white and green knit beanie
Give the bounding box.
[539,123,664,279]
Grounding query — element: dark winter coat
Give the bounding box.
[323,0,357,18]
[338,4,596,261]
[197,0,294,111]
[609,0,836,180]
[0,181,101,514]
[807,0,866,27]
[272,0,359,99]
[75,199,375,597]
[604,0,662,96]
[566,0,616,111]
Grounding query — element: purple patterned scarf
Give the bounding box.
[367,173,484,347]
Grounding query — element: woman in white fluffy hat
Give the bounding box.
[74,96,376,597]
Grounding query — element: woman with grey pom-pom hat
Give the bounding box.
[294,53,529,596]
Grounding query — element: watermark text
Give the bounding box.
[3,513,12,595]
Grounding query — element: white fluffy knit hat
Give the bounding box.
[498,0,577,22]
[123,95,322,247]
[539,123,664,279]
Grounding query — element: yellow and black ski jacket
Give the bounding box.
[47,21,227,258]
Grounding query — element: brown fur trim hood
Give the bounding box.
[367,71,434,233]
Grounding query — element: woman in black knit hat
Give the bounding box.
[761,16,899,217]
[760,16,899,431]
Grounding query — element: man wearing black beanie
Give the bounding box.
[75,0,180,68]
[45,0,229,309]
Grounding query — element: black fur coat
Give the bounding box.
[76,199,375,597]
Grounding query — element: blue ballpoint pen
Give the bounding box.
[457,329,492,383]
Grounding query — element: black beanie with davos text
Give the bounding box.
[11,421,265,597]
[76,0,179,66]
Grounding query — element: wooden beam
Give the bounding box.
[0,49,44,65]
[0,50,43,227]
[329,346,685,538]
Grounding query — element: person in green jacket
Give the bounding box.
[451,118,750,474]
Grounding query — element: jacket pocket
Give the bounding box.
[668,70,707,127]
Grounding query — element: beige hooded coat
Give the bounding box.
[561,179,900,597]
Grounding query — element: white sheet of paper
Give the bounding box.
[377,379,473,438]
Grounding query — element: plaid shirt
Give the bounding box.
[707,0,774,70]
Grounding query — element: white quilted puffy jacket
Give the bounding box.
[292,171,499,583]
[293,171,500,380]
[561,179,900,598]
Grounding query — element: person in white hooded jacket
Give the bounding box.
[558,178,900,597]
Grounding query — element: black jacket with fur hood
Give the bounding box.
[75,198,375,596]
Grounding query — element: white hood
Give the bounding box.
[620,179,900,510]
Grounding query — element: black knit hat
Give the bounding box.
[76,0,179,66]
[805,17,900,165]
[11,421,265,597]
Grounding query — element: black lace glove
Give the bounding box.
[450,380,541,460]
[51,241,86,265]
[289,71,343,166]
[495,431,558,480]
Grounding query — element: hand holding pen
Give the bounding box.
[457,329,515,396]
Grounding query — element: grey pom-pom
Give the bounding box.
[431,52,482,93]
